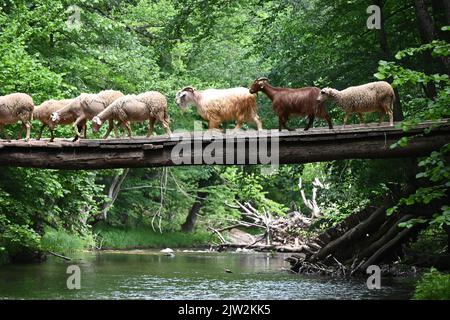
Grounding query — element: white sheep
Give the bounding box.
[0,93,34,141]
[49,93,94,141]
[50,90,123,140]
[317,81,394,127]
[175,86,263,130]
[33,99,74,141]
[92,91,171,138]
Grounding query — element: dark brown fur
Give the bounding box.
[249,78,333,131]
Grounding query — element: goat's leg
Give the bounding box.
[252,114,263,131]
[234,121,243,130]
[279,115,291,131]
[208,120,220,130]
[103,119,114,139]
[304,115,314,131]
[147,118,155,137]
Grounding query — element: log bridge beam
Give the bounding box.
[0,121,448,170]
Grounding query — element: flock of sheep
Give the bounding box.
[0,79,395,142]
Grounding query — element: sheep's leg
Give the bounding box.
[103,119,114,139]
[114,121,119,138]
[0,124,11,141]
[73,116,85,138]
[161,119,172,135]
[343,114,349,128]
[304,115,314,131]
[389,112,394,126]
[17,123,25,140]
[125,121,133,139]
[50,129,55,142]
[358,113,367,126]
[378,112,385,126]
[324,114,333,130]
[17,121,31,141]
[24,121,31,141]
[83,123,87,138]
[37,124,46,140]
[147,118,155,137]
[72,123,85,142]
[120,123,127,138]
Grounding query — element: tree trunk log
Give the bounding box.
[181,177,211,232]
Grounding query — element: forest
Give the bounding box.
[0,0,449,300]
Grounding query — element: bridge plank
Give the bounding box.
[0,121,448,169]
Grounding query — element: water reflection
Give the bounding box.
[0,251,414,300]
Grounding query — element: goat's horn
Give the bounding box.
[182,86,195,92]
[256,77,269,81]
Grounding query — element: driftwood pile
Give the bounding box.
[211,201,317,252]
[287,182,449,277]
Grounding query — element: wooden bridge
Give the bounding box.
[0,121,448,169]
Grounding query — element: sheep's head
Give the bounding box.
[92,116,103,133]
[50,112,60,124]
[175,86,196,110]
[249,77,269,94]
[317,88,336,102]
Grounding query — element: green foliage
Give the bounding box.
[0,0,449,260]
[413,268,450,300]
[409,226,448,255]
[377,37,450,229]
[0,168,103,258]
[40,228,95,254]
[96,226,214,249]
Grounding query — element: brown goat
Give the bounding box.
[249,77,333,131]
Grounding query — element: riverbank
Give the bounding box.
[96,226,215,250]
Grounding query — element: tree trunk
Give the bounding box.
[90,169,130,225]
[181,177,210,232]
[443,0,450,25]
[414,0,450,80]
[376,0,404,120]
[444,223,450,254]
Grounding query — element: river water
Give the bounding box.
[0,250,416,299]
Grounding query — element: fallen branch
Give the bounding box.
[47,251,71,261]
